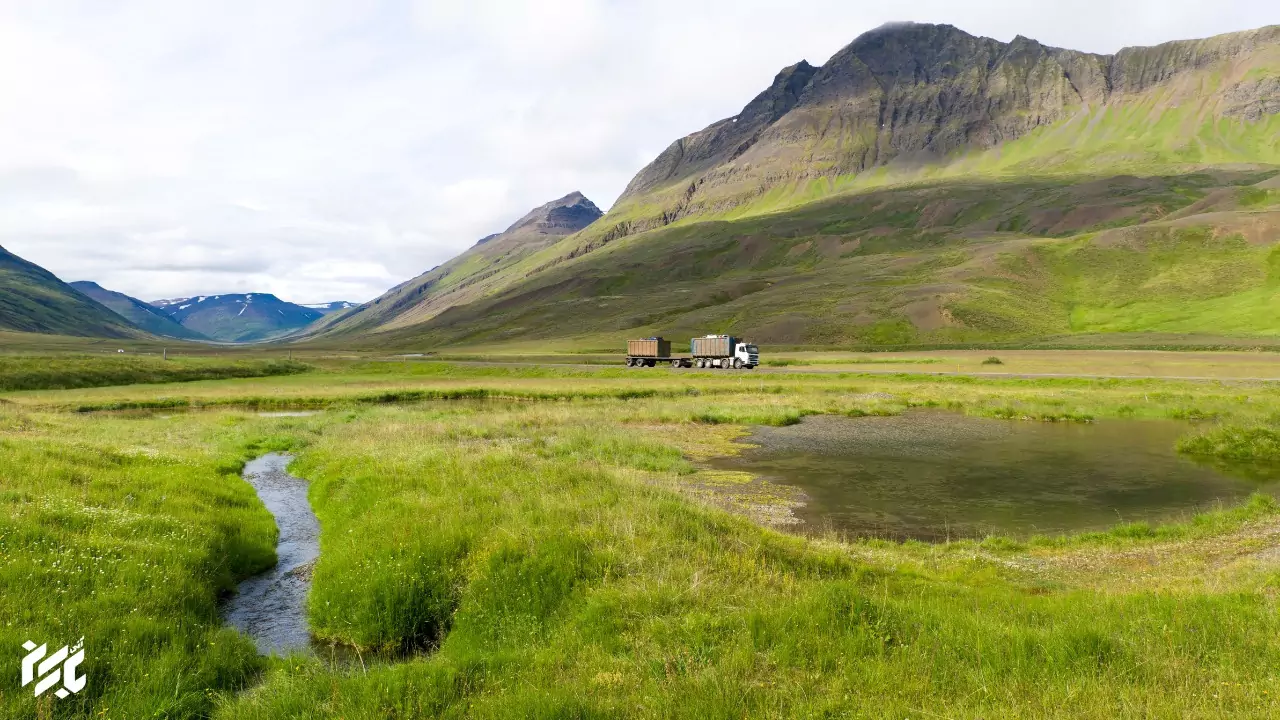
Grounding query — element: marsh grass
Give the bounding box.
[226,401,1280,718]
[1178,424,1280,463]
[4,365,1280,717]
[0,355,311,392]
[0,411,326,718]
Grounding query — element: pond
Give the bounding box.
[708,412,1278,541]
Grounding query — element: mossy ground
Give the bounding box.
[2,358,1280,718]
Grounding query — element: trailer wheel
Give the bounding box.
[670,359,680,368]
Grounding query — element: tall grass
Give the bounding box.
[4,367,1280,717]
[0,355,311,391]
[1178,424,1280,462]
[0,413,310,718]
[222,402,1280,718]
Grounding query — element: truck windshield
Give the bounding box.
[745,345,758,352]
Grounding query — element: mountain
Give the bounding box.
[608,22,1280,230]
[317,191,602,337]
[69,281,208,340]
[0,246,142,338]
[151,293,326,342]
[301,301,358,314]
[308,23,1280,350]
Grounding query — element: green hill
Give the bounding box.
[0,246,144,339]
[312,23,1280,350]
[316,191,602,338]
[69,282,209,341]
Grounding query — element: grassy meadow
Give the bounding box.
[0,355,312,392]
[2,356,1280,718]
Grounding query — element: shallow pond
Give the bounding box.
[223,453,318,655]
[709,412,1277,541]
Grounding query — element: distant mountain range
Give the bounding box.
[1,247,352,342]
[149,294,338,342]
[0,246,140,338]
[300,301,358,314]
[69,282,209,340]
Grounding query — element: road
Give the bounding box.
[427,360,1280,383]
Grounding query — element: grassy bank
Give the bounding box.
[0,410,315,717]
[2,364,1280,717]
[0,355,312,391]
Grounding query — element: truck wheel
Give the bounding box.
[733,358,742,369]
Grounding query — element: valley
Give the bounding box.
[1,16,1279,720]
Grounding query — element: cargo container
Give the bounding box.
[625,335,759,369]
[627,337,671,358]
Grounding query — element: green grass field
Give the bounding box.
[0,355,312,391]
[2,356,1280,718]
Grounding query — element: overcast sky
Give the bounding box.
[0,1,1273,304]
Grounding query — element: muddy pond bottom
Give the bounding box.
[223,453,319,655]
[709,413,1277,541]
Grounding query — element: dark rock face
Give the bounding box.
[621,61,819,198]
[617,22,1280,215]
[503,191,603,236]
[1222,77,1280,120]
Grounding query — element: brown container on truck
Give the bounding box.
[691,335,732,357]
[628,338,671,358]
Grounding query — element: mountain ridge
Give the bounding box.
[151,293,327,342]
[0,246,143,338]
[300,21,1280,350]
[316,190,602,337]
[69,281,209,340]
[613,22,1280,225]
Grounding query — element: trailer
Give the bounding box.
[625,337,683,367]
[625,335,759,369]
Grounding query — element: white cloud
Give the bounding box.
[0,0,1273,303]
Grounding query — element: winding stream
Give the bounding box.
[224,453,319,655]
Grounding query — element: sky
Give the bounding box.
[0,1,1274,304]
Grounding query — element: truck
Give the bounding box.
[625,335,759,369]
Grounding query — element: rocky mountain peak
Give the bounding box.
[505,191,603,235]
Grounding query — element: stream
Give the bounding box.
[223,453,319,655]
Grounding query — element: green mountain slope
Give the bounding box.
[311,23,1280,350]
[69,281,209,340]
[0,246,143,339]
[319,192,601,338]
